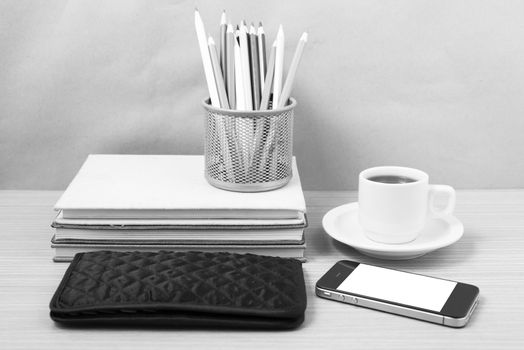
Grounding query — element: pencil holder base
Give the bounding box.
[205,173,291,192]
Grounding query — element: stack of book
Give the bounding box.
[51,155,307,262]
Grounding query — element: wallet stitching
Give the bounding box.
[50,252,84,309]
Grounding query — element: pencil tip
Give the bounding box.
[277,25,284,37]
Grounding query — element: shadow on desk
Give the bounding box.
[52,321,307,332]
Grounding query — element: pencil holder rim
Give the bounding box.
[202,97,297,116]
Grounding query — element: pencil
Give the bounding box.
[208,36,230,109]
[260,41,277,110]
[257,22,267,92]
[226,23,235,109]
[249,24,261,110]
[278,32,308,108]
[219,11,227,78]
[272,25,285,108]
[194,9,220,107]
[235,31,250,170]
[239,21,253,110]
[234,35,246,110]
[258,42,278,176]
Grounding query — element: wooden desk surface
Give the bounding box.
[1,190,523,349]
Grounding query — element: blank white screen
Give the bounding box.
[337,264,457,312]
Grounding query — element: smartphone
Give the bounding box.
[316,260,479,327]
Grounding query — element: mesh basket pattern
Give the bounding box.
[203,99,295,192]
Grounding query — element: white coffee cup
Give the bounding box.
[358,166,456,244]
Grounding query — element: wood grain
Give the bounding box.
[1,190,523,349]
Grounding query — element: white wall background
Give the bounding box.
[1,0,524,190]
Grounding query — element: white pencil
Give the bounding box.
[208,36,230,109]
[278,32,308,108]
[239,21,253,110]
[234,37,246,110]
[219,11,227,77]
[249,23,261,110]
[257,23,267,92]
[194,9,220,107]
[225,23,235,109]
[260,41,277,110]
[272,25,284,108]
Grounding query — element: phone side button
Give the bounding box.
[345,296,358,304]
[321,291,332,297]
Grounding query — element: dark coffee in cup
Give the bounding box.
[367,175,417,184]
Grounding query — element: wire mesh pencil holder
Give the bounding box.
[203,98,296,192]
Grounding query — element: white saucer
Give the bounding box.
[322,202,464,260]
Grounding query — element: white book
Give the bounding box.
[51,219,307,243]
[55,155,306,219]
[52,210,307,242]
[52,227,305,243]
[52,211,307,228]
[51,242,306,262]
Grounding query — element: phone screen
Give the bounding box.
[337,263,457,312]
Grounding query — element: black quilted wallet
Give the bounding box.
[50,251,307,329]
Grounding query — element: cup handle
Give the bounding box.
[428,185,456,217]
